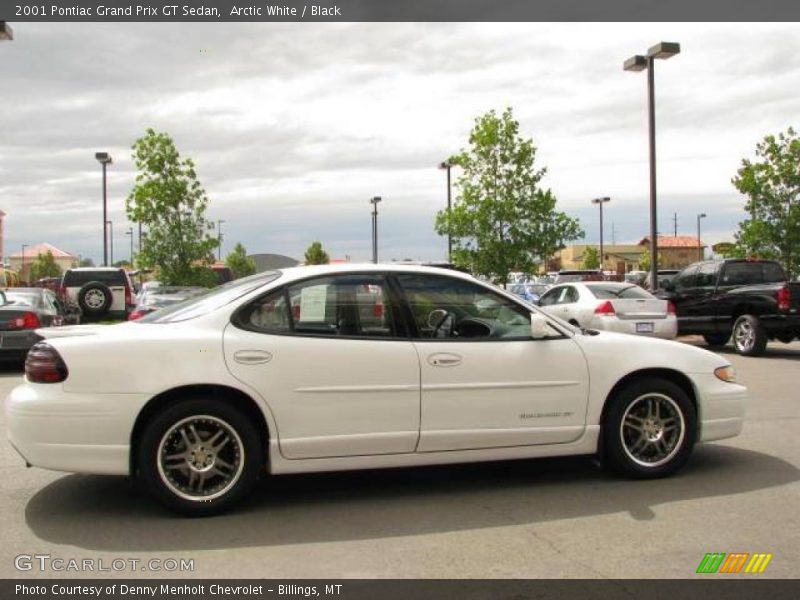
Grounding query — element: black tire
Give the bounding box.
[77,281,113,317]
[603,378,696,478]
[137,398,264,516]
[732,314,767,356]
[702,332,731,347]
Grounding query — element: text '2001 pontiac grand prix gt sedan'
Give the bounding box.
[5,264,747,516]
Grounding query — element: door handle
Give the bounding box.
[427,353,462,367]
[233,350,273,365]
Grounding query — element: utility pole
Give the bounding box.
[673,212,678,237]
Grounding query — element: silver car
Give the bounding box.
[538,281,677,339]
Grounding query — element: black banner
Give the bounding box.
[3,0,800,22]
[3,579,800,600]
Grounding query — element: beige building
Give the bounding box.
[556,235,706,274]
[10,243,78,283]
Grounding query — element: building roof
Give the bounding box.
[11,242,76,259]
[638,235,705,249]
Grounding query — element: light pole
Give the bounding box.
[591,197,611,272]
[370,196,382,264]
[0,22,13,41]
[126,227,134,264]
[438,161,453,262]
[624,41,680,291]
[21,244,28,282]
[95,152,113,266]
[697,213,706,261]
[106,220,114,265]
[217,219,225,261]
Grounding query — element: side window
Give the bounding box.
[538,287,562,306]
[242,289,291,333]
[397,274,532,340]
[722,263,761,286]
[696,263,719,287]
[562,286,579,304]
[674,266,698,290]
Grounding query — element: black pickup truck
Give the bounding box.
[658,258,800,356]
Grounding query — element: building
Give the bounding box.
[9,243,78,282]
[556,235,706,274]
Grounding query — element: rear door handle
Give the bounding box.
[233,350,273,365]
[427,353,462,367]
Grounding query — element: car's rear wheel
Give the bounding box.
[702,332,730,347]
[732,314,767,356]
[137,398,264,516]
[604,378,696,478]
[78,281,113,317]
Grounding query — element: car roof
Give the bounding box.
[275,263,479,283]
[66,267,125,272]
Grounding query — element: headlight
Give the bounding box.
[714,365,736,383]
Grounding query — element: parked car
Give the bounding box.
[538,281,677,339]
[644,269,681,291]
[0,288,79,361]
[6,264,746,516]
[624,271,648,287]
[61,267,135,320]
[33,276,62,293]
[508,283,550,304]
[552,270,605,284]
[129,286,208,320]
[657,258,800,356]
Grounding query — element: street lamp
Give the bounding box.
[0,22,13,41]
[217,219,225,261]
[369,196,382,264]
[591,197,611,272]
[697,213,707,261]
[95,152,113,266]
[624,41,680,291]
[438,161,453,262]
[21,244,28,282]
[125,227,134,264]
[106,220,114,265]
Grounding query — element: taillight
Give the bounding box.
[777,285,791,312]
[128,309,147,321]
[9,312,41,330]
[594,301,616,316]
[25,342,68,384]
[374,301,383,318]
[667,301,677,315]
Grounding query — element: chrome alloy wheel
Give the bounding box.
[734,319,755,352]
[619,393,685,468]
[84,289,106,308]
[157,415,245,502]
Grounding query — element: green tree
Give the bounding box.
[29,251,62,281]
[435,108,583,284]
[732,127,800,277]
[79,257,95,267]
[582,246,600,270]
[304,241,330,265]
[126,129,218,286]
[225,242,256,279]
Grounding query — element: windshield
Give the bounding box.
[136,271,281,323]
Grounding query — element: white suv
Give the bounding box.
[61,267,134,320]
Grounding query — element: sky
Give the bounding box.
[1,22,798,264]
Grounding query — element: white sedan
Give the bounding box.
[538,281,678,339]
[6,264,745,516]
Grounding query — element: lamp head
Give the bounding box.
[95,152,112,165]
[647,42,681,60]
[623,55,647,72]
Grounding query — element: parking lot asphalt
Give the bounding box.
[1,337,798,579]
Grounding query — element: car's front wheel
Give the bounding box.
[137,399,264,516]
[604,378,696,478]
[732,314,767,356]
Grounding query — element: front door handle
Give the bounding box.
[233,350,273,365]
[427,353,462,367]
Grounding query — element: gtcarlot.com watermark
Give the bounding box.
[14,554,194,573]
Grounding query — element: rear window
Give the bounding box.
[722,262,786,286]
[64,270,127,287]
[587,284,652,299]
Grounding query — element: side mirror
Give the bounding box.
[530,313,551,339]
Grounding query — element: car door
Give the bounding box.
[395,273,589,452]
[223,273,421,460]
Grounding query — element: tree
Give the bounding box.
[79,257,95,267]
[225,242,256,279]
[582,246,600,270]
[30,251,62,281]
[435,108,583,284]
[732,127,800,277]
[126,129,218,286]
[304,241,330,265]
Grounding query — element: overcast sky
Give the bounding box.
[1,22,798,264]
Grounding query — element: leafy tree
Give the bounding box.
[113,260,132,269]
[126,129,218,286]
[435,108,583,284]
[732,127,800,277]
[582,246,600,270]
[225,242,256,279]
[639,247,651,272]
[30,251,62,281]
[79,257,95,267]
[304,241,330,265]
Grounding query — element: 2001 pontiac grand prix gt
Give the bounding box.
[6,264,747,516]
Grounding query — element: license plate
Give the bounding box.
[636,322,654,333]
